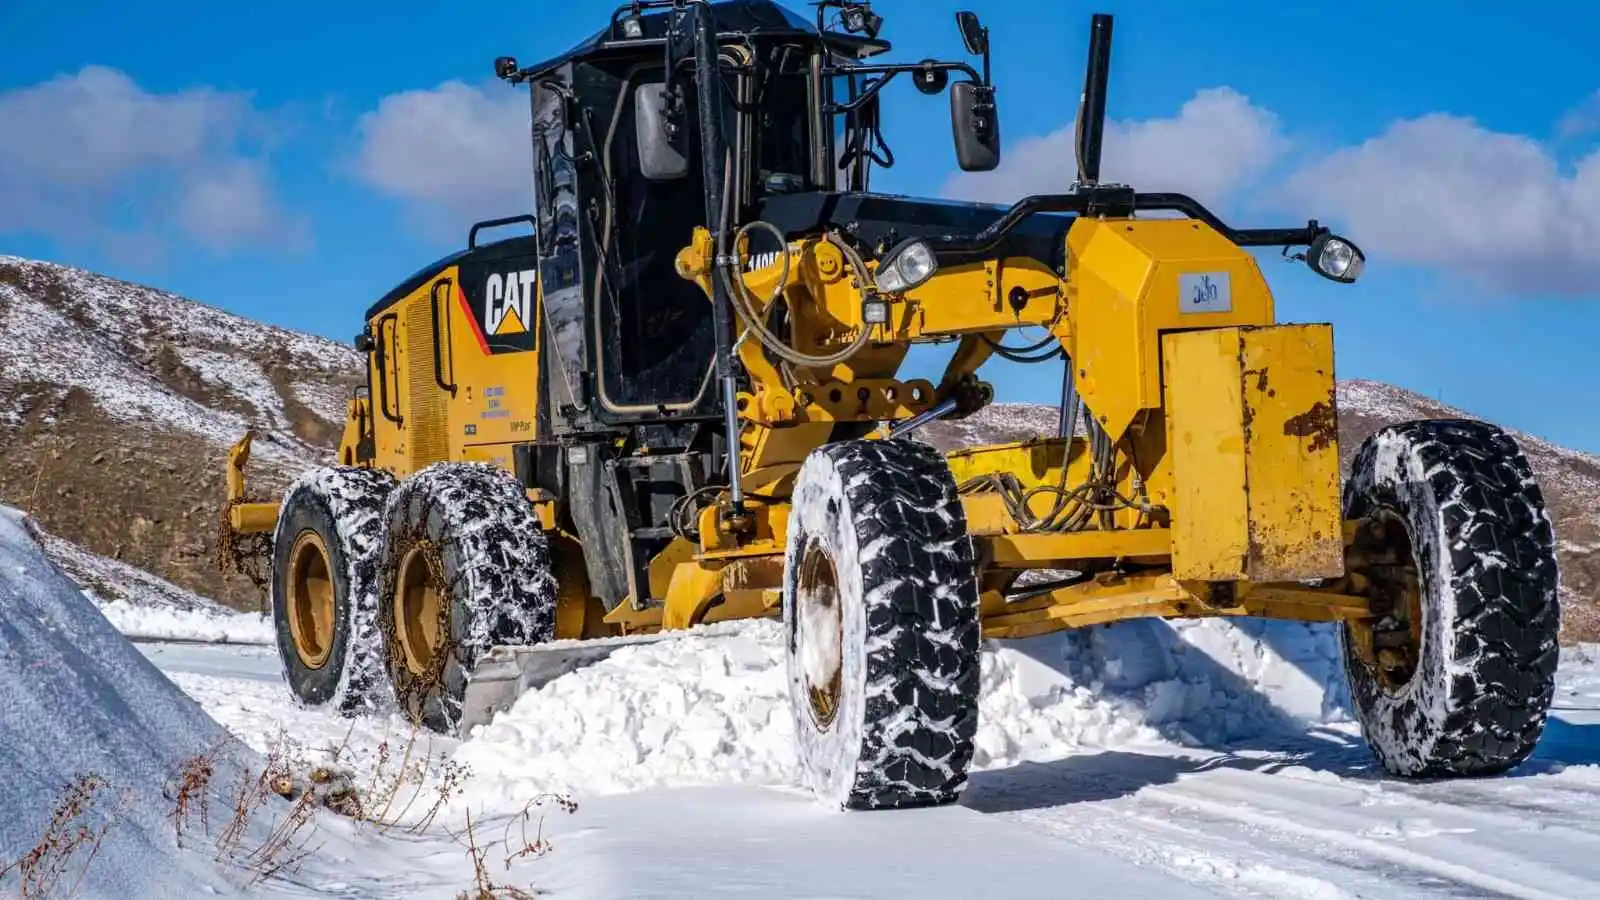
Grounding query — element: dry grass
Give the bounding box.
[1,774,127,900]
[6,727,577,898]
[448,793,578,900]
[335,723,473,835]
[206,729,349,886]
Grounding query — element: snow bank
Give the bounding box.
[977,618,1351,767]
[95,600,274,645]
[30,526,274,644]
[457,623,793,799]
[454,615,1352,805]
[0,508,267,898]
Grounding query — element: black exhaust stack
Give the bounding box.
[1076,14,1113,186]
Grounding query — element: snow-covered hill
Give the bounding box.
[0,256,360,608]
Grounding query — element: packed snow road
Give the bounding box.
[137,630,1600,899]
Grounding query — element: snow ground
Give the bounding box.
[130,619,1600,899]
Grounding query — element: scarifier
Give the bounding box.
[219,1,1563,810]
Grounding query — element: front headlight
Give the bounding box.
[873,239,939,295]
[1306,232,1365,284]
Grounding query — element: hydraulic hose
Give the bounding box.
[716,221,876,369]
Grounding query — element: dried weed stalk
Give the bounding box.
[1,773,125,900]
[350,723,472,835]
[447,793,578,900]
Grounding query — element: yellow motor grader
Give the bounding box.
[221,0,1561,810]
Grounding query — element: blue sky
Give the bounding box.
[2,0,1598,451]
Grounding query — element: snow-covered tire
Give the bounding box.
[1341,419,1560,777]
[377,462,557,735]
[783,438,982,810]
[270,465,397,715]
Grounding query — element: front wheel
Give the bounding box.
[783,439,982,810]
[1341,419,1561,777]
[376,463,557,735]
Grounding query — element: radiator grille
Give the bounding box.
[404,289,449,471]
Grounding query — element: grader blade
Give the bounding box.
[458,630,739,735]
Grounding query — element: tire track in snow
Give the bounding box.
[993,798,1365,899]
[1132,765,1600,900]
[973,745,1600,899]
[1141,786,1576,900]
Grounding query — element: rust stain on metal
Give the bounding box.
[1284,400,1338,452]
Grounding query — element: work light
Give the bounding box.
[1307,233,1365,284]
[874,239,938,294]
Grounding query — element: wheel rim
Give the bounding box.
[395,541,448,679]
[795,537,844,731]
[286,531,336,670]
[1348,509,1425,692]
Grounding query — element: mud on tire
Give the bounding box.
[377,462,557,736]
[1341,419,1561,777]
[270,466,397,715]
[784,438,982,810]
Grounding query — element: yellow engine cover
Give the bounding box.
[1162,324,1344,583]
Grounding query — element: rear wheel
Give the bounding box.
[377,462,557,735]
[1341,419,1561,777]
[784,439,982,810]
[270,466,396,714]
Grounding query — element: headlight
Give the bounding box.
[874,239,939,294]
[1306,232,1365,284]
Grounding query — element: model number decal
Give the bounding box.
[1180,272,1231,314]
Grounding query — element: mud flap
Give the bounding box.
[458,630,739,735]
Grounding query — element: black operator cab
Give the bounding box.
[485,0,1018,611]
[490,0,1005,440]
[496,1,844,436]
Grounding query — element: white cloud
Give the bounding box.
[0,66,290,254]
[351,81,533,233]
[177,160,295,251]
[1557,91,1600,140]
[1281,114,1600,295]
[942,87,1287,209]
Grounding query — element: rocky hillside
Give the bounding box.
[922,383,1600,642]
[0,256,361,609]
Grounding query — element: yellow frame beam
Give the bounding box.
[981,573,1370,640]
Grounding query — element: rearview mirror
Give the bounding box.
[635,83,688,181]
[956,12,988,56]
[951,82,1000,172]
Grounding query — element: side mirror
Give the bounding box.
[956,12,988,56]
[951,82,1000,172]
[634,83,688,181]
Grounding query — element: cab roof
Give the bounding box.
[520,0,889,80]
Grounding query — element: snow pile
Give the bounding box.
[455,616,1352,803]
[0,507,257,897]
[34,526,274,644]
[977,618,1350,768]
[95,600,274,645]
[457,623,793,799]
